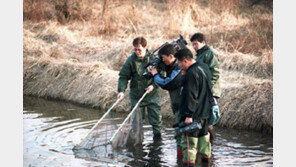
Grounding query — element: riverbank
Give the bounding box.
[23,0,273,134]
[23,52,272,134]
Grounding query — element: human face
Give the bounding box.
[134,44,146,59]
[161,54,175,66]
[192,40,206,51]
[177,59,188,71]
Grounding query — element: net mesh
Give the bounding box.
[112,108,143,148]
[74,108,143,150]
[74,112,118,150]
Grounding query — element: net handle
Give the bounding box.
[77,97,122,145]
[109,90,149,144]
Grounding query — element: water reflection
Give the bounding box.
[23,96,273,167]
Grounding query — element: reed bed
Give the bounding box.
[23,0,273,133]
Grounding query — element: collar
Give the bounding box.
[187,62,198,71]
[196,45,209,56]
[168,59,177,67]
[133,49,150,62]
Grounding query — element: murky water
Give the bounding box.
[23,96,273,167]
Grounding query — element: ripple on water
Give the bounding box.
[23,96,273,167]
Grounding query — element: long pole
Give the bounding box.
[77,98,122,146]
[109,90,149,144]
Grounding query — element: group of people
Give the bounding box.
[117,33,221,167]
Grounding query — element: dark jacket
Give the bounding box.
[195,45,221,98]
[153,60,183,91]
[179,62,212,122]
[118,51,159,103]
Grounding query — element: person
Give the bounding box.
[148,44,184,159]
[174,48,212,167]
[117,37,162,139]
[190,32,221,142]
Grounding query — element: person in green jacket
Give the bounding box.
[190,33,221,142]
[117,37,162,139]
[175,48,212,167]
[190,33,221,99]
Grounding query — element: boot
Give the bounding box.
[208,125,216,144]
[153,133,162,140]
[201,157,210,167]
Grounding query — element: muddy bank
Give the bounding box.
[23,57,272,134]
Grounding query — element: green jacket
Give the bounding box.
[195,45,221,98]
[118,51,159,104]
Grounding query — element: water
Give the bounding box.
[23,96,273,167]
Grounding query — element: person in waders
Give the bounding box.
[175,48,212,167]
[117,37,162,140]
[148,44,184,160]
[190,33,221,143]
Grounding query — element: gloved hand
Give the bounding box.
[209,105,220,125]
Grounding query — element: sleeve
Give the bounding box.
[118,57,132,93]
[149,53,161,89]
[180,71,200,118]
[205,51,220,86]
[153,69,181,86]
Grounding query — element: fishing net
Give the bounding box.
[74,92,148,152]
[74,112,119,150]
[74,103,144,151]
[111,108,143,149]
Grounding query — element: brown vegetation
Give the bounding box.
[23,0,273,133]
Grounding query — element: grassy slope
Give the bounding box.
[23,0,273,133]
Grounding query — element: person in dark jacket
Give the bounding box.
[149,44,183,159]
[175,48,212,167]
[117,37,162,139]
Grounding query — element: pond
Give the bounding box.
[23,96,273,167]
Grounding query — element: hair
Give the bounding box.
[190,33,206,43]
[133,37,147,47]
[158,44,176,56]
[174,48,193,61]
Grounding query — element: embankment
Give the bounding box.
[24,54,272,134]
[23,0,273,134]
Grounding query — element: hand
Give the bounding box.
[146,85,154,93]
[209,105,220,125]
[149,67,158,76]
[117,92,124,100]
[185,117,193,125]
[212,105,219,114]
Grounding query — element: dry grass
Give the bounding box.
[219,81,273,134]
[217,49,273,79]
[23,56,129,111]
[23,56,170,116]
[23,0,273,133]
[23,0,272,56]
